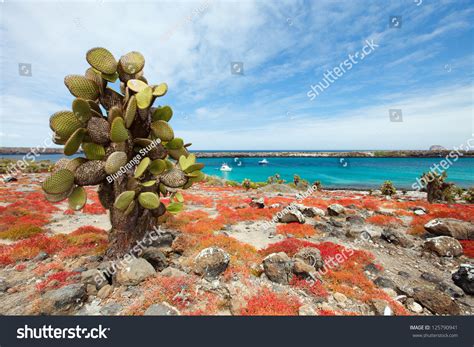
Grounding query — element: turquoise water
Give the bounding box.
[2,154,473,189]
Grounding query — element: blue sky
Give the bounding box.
[0,0,473,150]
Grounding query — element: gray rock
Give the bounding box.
[293,247,324,270]
[299,304,317,316]
[424,218,474,240]
[373,277,397,290]
[149,229,176,248]
[161,266,188,277]
[406,298,423,314]
[420,272,443,284]
[141,247,168,271]
[452,264,474,295]
[277,209,306,224]
[423,236,463,257]
[346,215,365,225]
[293,204,325,217]
[100,303,123,315]
[313,221,333,233]
[263,252,293,284]
[0,278,9,292]
[33,251,49,261]
[40,284,86,314]
[194,247,230,278]
[144,302,180,316]
[116,258,155,286]
[329,218,344,228]
[249,197,265,208]
[327,204,345,216]
[382,228,413,248]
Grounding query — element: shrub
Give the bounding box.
[0,224,43,240]
[240,288,301,316]
[380,181,396,196]
[276,223,316,238]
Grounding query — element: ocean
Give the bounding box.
[2,154,473,189]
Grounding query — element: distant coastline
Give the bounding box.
[1,147,474,158]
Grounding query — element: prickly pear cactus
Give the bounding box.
[43,47,205,256]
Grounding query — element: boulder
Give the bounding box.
[412,288,460,315]
[100,303,123,315]
[40,284,86,314]
[299,304,317,316]
[161,267,188,277]
[263,252,293,284]
[327,204,345,216]
[97,284,113,299]
[116,258,155,286]
[405,298,423,314]
[293,204,325,217]
[381,228,413,248]
[452,264,474,295]
[293,247,324,270]
[249,197,265,209]
[423,236,463,257]
[424,218,474,240]
[346,215,365,225]
[373,277,397,291]
[0,278,9,293]
[293,259,316,276]
[141,247,168,271]
[194,247,230,278]
[277,209,305,224]
[171,234,191,254]
[144,302,180,316]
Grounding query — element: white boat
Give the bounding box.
[258,158,269,165]
[220,163,232,172]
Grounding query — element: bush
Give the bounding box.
[0,224,43,241]
[380,181,396,196]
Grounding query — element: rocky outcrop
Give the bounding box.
[423,236,463,257]
[144,302,180,316]
[452,264,474,295]
[327,204,345,216]
[424,218,474,240]
[40,284,87,314]
[194,247,230,278]
[412,288,460,315]
[116,258,155,286]
[263,252,293,284]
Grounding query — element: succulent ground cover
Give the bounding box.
[0,175,473,316]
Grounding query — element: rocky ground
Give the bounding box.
[0,173,472,316]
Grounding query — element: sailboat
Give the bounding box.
[258,158,269,165]
[220,163,232,172]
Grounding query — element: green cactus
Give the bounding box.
[68,186,87,210]
[138,192,160,209]
[42,169,75,194]
[41,47,204,257]
[105,151,128,174]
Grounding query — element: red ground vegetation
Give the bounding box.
[276,223,316,238]
[366,215,403,227]
[240,288,301,316]
[460,240,474,258]
[36,271,79,292]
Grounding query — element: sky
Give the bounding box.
[0,0,473,150]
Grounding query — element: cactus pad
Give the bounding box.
[138,192,160,209]
[72,98,91,123]
[134,157,151,178]
[151,120,174,141]
[105,151,128,174]
[119,51,145,74]
[75,160,106,186]
[42,169,75,194]
[50,111,83,139]
[149,159,167,175]
[64,128,87,156]
[124,95,137,128]
[152,106,173,122]
[86,47,117,75]
[68,186,87,210]
[159,168,188,188]
[165,138,184,150]
[136,86,153,109]
[127,79,148,93]
[87,117,110,145]
[110,117,129,142]
[64,75,100,100]
[152,83,168,97]
[114,190,136,211]
[82,142,106,160]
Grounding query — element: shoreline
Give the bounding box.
[1,148,474,158]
